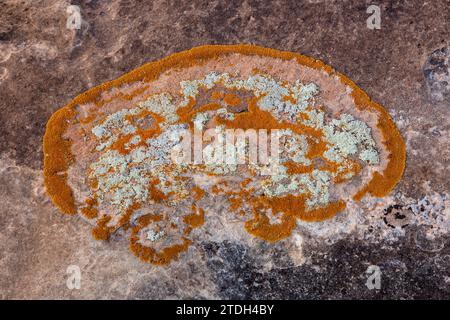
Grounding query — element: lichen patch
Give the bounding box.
[43,45,406,265]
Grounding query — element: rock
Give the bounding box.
[424,44,450,103]
[0,0,449,299]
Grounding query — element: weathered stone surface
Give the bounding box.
[0,0,449,299]
[424,44,450,102]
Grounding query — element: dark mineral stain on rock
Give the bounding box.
[203,238,449,299]
[383,204,414,229]
[424,44,450,102]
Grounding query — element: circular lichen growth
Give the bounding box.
[43,45,406,265]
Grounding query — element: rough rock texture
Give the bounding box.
[0,0,449,299]
[424,44,450,102]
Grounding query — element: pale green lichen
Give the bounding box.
[88,71,381,216]
[146,229,166,242]
[193,112,209,130]
[139,93,179,124]
[323,114,379,165]
[89,124,188,214]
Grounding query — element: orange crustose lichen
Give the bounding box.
[43,44,406,265]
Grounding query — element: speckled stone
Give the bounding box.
[424,44,450,102]
[0,0,449,299]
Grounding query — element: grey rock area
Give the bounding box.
[424,44,450,102]
[0,0,449,299]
